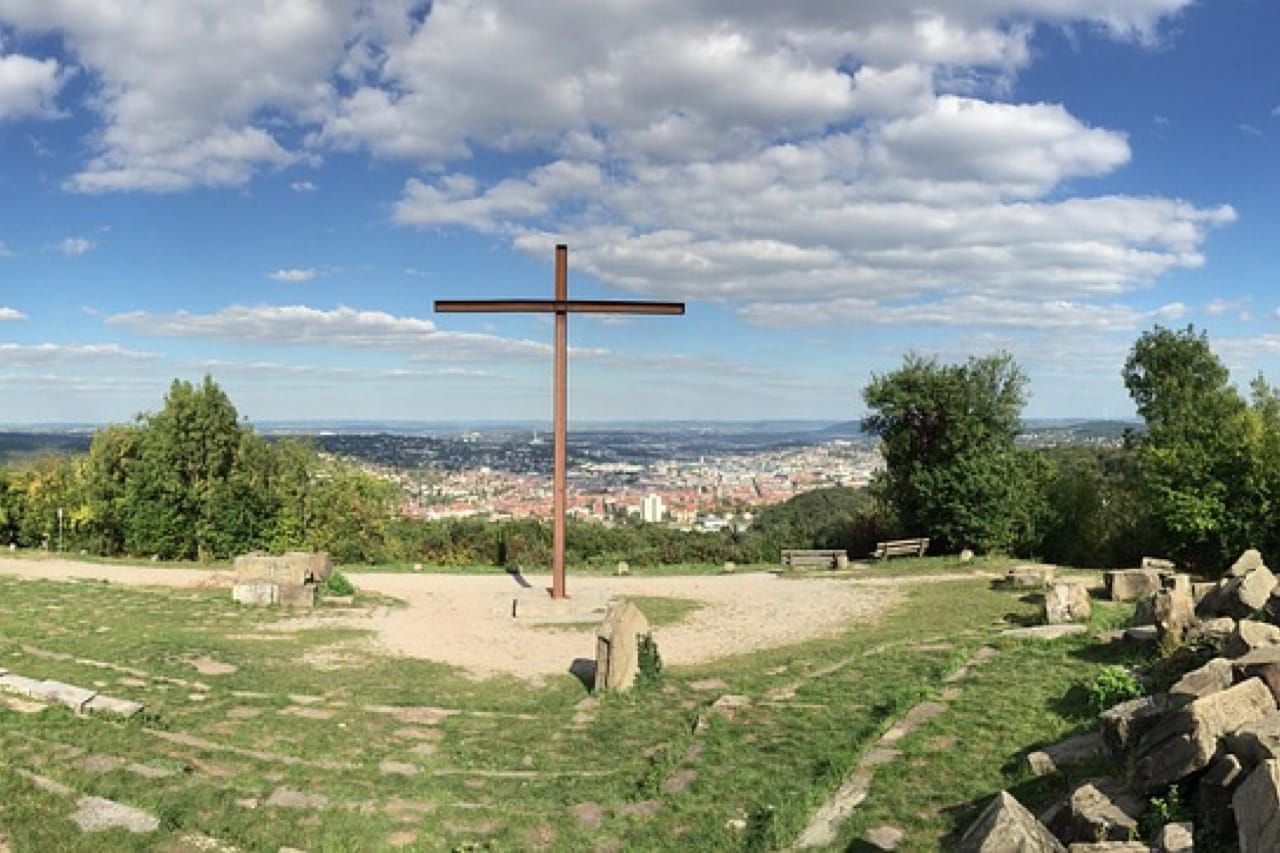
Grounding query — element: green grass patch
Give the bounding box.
[622,595,704,628]
[0,558,1141,850]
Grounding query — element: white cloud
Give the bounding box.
[870,97,1130,198]
[0,306,26,321]
[0,241,12,258]
[0,48,65,120]
[189,359,496,381]
[105,303,566,363]
[0,342,157,367]
[3,0,1224,343]
[267,268,324,283]
[1,0,359,192]
[740,294,1185,330]
[1206,297,1251,319]
[55,236,95,256]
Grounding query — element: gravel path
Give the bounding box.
[0,557,978,681]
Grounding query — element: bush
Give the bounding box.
[1087,665,1143,713]
[322,570,355,597]
[637,633,663,688]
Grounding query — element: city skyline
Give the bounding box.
[1,2,1277,424]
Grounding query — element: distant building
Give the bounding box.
[640,493,666,523]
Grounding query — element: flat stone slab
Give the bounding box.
[265,788,330,809]
[37,681,97,712]
[1001,624,1087,640]
[84,695,144,718]
[1027,731,1105,777]
[71,796,160,833]
[0,673,45,698]
[881,701,947,745]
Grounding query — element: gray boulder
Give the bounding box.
[1100,695,1172,755]
[1132,677,1276,792]
[1230,548,1266,578]
[1234,758,1280,853]
[1027,731,1105,777]
[1155,822,1194,853]
[1152,590,1196,646]
[955,790,1065,853]
[1223,711,1280,770]
[1169,657,1233,699]
[1104,569,1163,602]
[1005,565,1056,589]
[1044,582,1092,625]
[1188,616,1236,652]
[1067,778,1142,843]
[1235,645,1280,705]
[1226,619,1280,658]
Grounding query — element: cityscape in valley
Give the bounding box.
[0,417,1131,532]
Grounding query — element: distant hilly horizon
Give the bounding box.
[0,417,1142,436]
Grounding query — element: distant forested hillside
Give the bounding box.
[0,432,92,465]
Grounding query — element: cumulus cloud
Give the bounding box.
[740,294,1185,330]
[0,306,26,320]
[267,268,324,283]
[1,0,359,191]
[55,236,95,256]
[0,48,65,120]
[0,342,157,367]
[3,0,1222,338]
[105,303,567,362]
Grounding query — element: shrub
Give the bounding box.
[322,570,355,597]
[637,632,663,687]
[1087,665,1143,713]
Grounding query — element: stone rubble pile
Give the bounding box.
[964,549,1280,851]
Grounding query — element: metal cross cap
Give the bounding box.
[434,244,685,599]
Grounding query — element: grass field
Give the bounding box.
[0,561,1141,851]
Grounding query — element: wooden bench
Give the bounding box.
[781,549,849,570]
[871,538,929,559]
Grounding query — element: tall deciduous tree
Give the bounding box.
[862,352,1042,554]
[124,376,268,559]
[1122,325,1258,570]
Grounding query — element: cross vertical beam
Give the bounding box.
[552,246,568,600]
[434,244,684,599]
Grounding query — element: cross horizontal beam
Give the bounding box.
[435,299,685,315]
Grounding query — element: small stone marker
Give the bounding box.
[614,561,630,577]
[594,601,650,692]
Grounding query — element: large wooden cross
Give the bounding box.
[435,244,685,599]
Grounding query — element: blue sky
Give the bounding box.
[0,0,1274,424]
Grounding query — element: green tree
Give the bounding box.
[1122,325,1257,570]
[81,424,141,554]
[123,376,271,560]
[862,352,1041,554]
